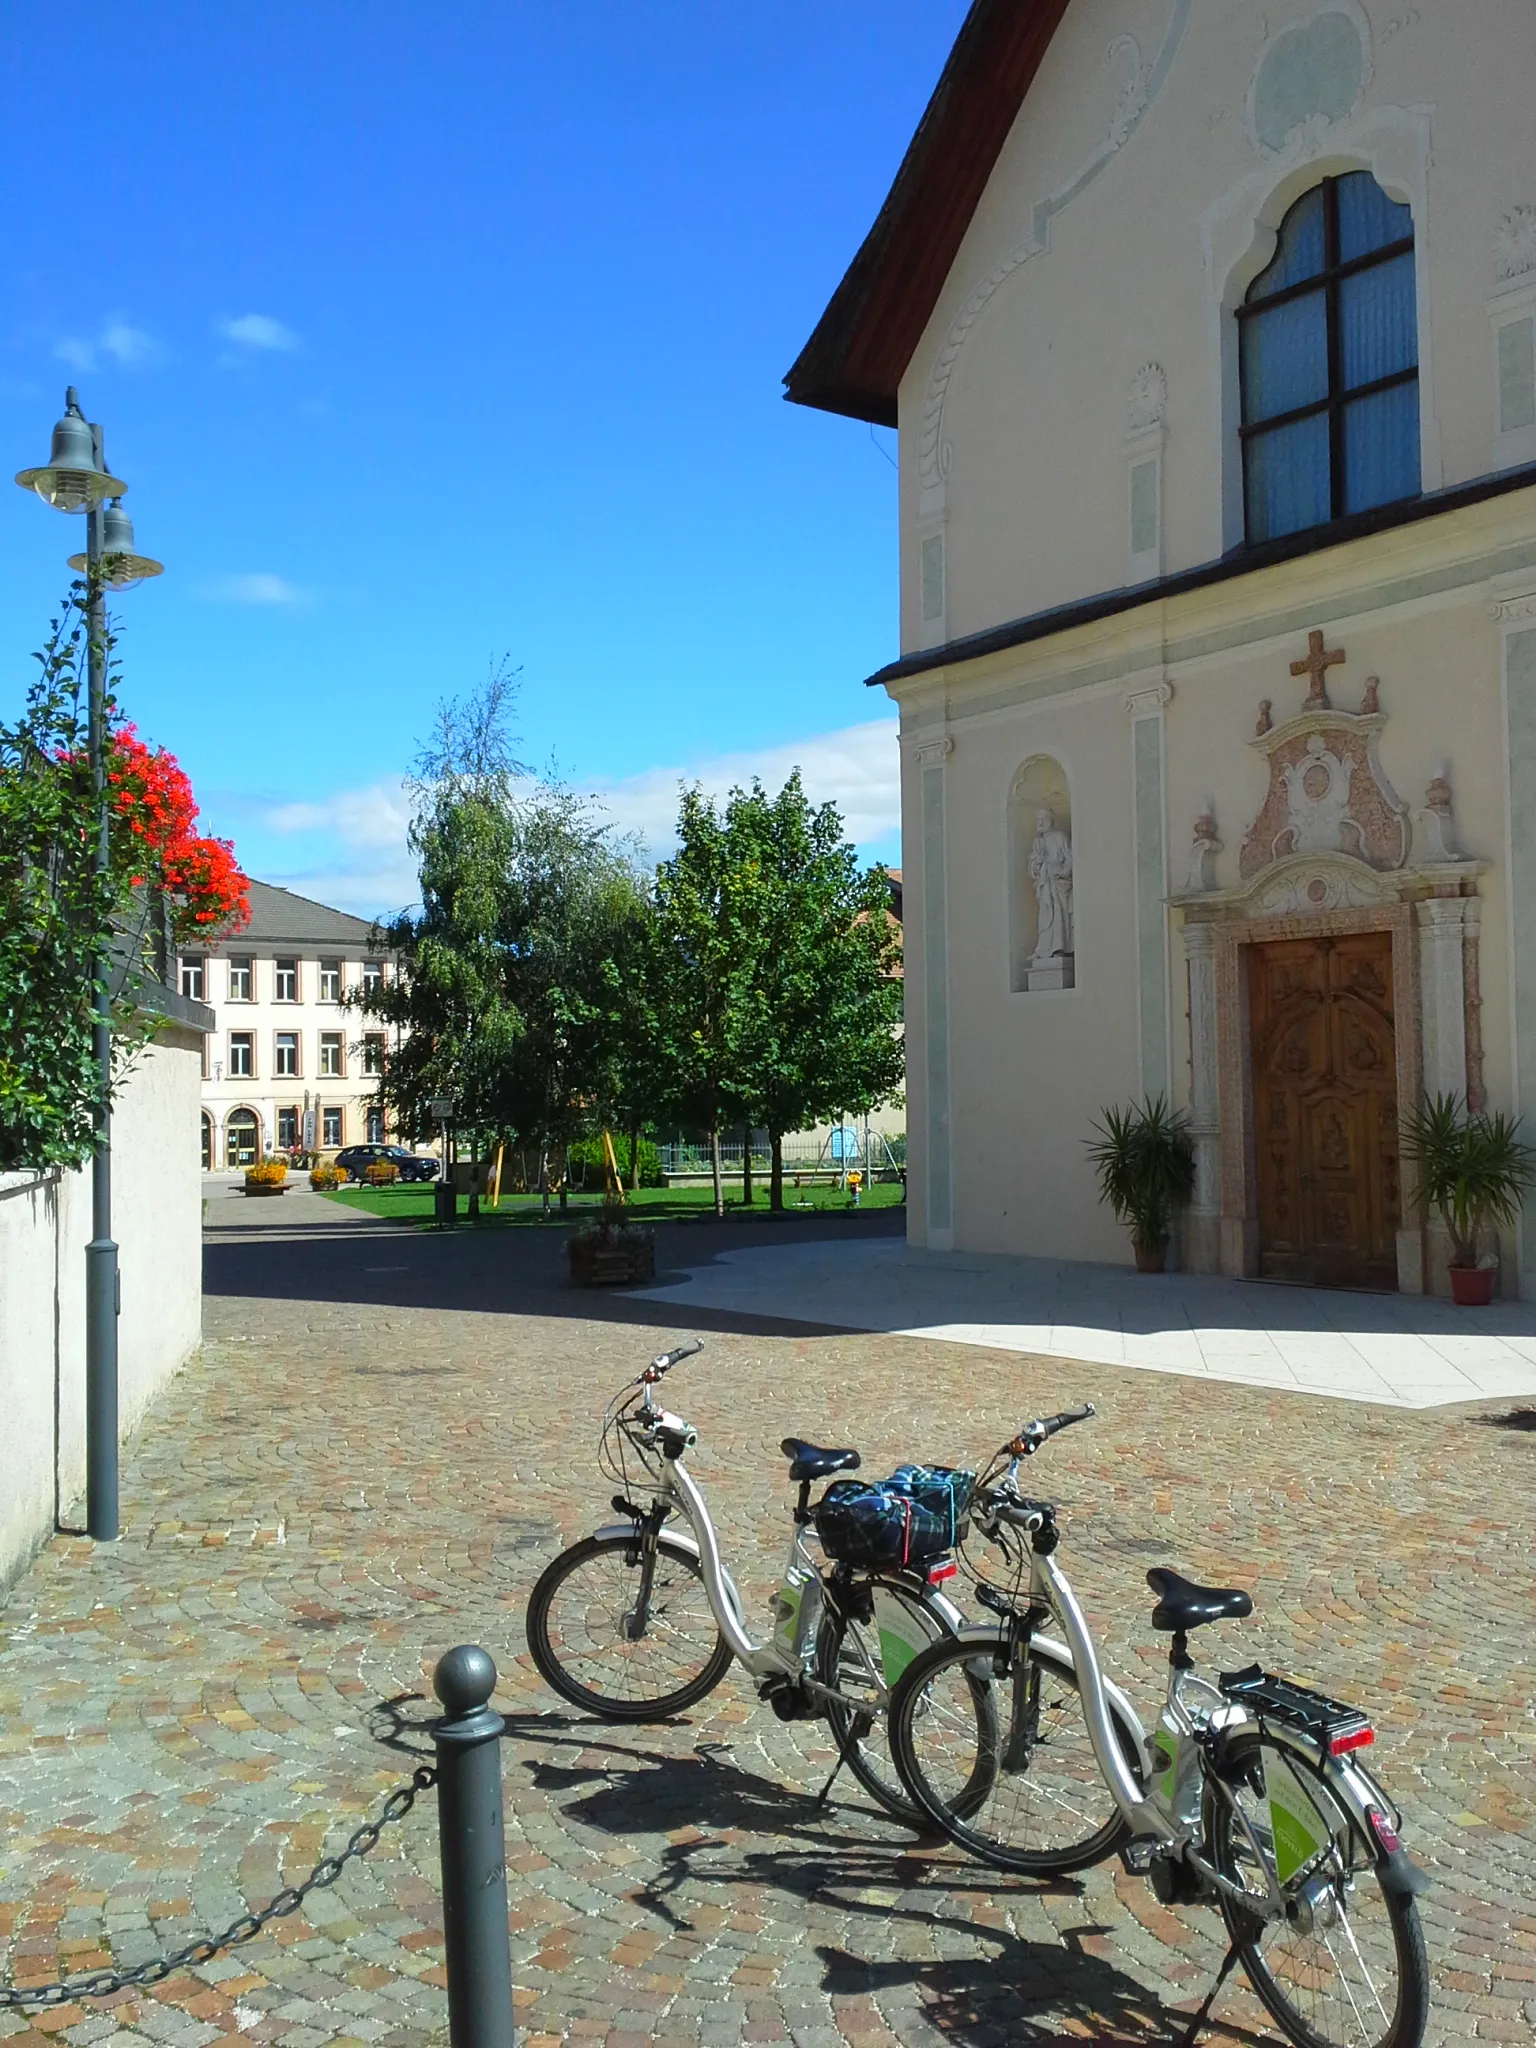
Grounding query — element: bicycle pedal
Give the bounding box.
[1118,1835,1159,1874]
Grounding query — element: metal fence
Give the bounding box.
[659,1129,905,1177]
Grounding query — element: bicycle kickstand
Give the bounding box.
[1171,1932,1245,2048]
[813,1751,848,1808]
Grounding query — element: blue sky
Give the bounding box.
[0,3,968,914]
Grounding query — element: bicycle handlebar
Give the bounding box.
[1009,1402,1095,1455]
[643,1340,702,1380]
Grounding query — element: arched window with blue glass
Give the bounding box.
[1240,171,1420,544]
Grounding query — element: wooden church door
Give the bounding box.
[1248,933,1401,1290]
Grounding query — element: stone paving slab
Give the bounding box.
[635,1237,1536,1408]
[0,1211,1532,2046]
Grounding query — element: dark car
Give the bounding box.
[335,1144,441,1184]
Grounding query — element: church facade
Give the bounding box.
[788,0,1536,1295]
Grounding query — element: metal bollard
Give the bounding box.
[432,1646,515,2048]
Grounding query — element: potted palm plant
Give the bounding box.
[1402,1092,1534,1305]
[1085,1095,1196,1274]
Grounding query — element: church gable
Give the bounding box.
[795,1,1536,657]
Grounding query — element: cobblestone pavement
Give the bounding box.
[0,1198,1532,2048]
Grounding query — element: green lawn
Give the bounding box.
[321,1177,905,1227]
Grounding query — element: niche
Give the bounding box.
[1009,755,1075,992]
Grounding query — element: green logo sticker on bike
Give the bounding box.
[1263,1749,1332,1885]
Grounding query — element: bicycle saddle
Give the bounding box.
[1146,1567,1253,1632]
[780,1437,861,1483]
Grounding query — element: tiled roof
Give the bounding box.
[207,880,381,950]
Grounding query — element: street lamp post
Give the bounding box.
[15,388,162,1542]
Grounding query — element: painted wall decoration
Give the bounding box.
[1247,5,1372,158]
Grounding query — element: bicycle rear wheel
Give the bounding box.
[526,1532,734,1720]
[891,1631,1138,1874]
[1204,1730,1428,2048]
[816,1578,994,1830]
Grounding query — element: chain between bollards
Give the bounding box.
[1,1646,515,2048]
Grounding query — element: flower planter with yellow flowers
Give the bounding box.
[244,1160,288,1197]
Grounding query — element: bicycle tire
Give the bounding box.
[1204,1729,1429,2048]
[890,1629,1140,1874]
[526,1532,735,1721]
[816,1578,995,1830]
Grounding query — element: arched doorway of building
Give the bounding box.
[225,1108,260,1168]
[200,1113,213,1172]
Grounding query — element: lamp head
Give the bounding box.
[15,389,126,512]
[67,498,164,588]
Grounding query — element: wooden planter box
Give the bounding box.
[244,1179,288,1197]
[568,1233,656,1287]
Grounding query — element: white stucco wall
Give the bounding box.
[897,0,1536,652]
[0,1026,205,1588]
[896,487,1534,1267]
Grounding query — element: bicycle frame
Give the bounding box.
[989,1534,1404,1921]
[598,1422,966,1689]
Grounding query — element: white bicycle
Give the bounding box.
[887,1405,1430,2048]
[525,1341,995,1827]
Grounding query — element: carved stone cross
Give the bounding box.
[1290,629,1345,710]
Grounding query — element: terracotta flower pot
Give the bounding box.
[1133,1239,1167,1274]
[1449,1264,1495,1307]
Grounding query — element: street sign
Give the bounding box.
[302,1109,316,1150]
[428,1096,455,1121]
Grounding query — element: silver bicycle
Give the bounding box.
[525,1341,995,1826]
[888,1404,1430,2048]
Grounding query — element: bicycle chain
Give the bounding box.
[0,1765,438,2011]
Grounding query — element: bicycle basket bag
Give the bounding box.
[815,1465,974,1570]
[888,1464,975,1547]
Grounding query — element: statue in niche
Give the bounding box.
[1028,807,1074,967]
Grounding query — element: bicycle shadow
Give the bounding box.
[364,1694,1268,2046]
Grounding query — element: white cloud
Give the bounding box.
[53,319,165,374]
[266,779,413,851]
[591,718,901,855]
[218,313,299,353]
[241,719,901,920]
[197,572,308,606]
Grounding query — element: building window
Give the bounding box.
[319,1031,344,1077]
[226,1108,260,1167]
[275,1032,299,1077]
[274,957,299,1002]
[366,1107,385,1144]
[228,957,253,1002]
[228,1032,254,1078]
[362,959,383,994]
[1239,172,1419,544]
[319,958,342,1003]
[277,1106,299,1150]
[180,955,205,1001]
[200,1113,213,1172]
[322,1105,343,1148]
[362,1034,385,1076]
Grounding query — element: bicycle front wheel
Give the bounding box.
[891,1631,1138,1874]
[816,1578,994,1830]
[1205,1730,1428,2048]
[526,1532,734,1720]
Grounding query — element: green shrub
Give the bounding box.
[567,1133,664,1188]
